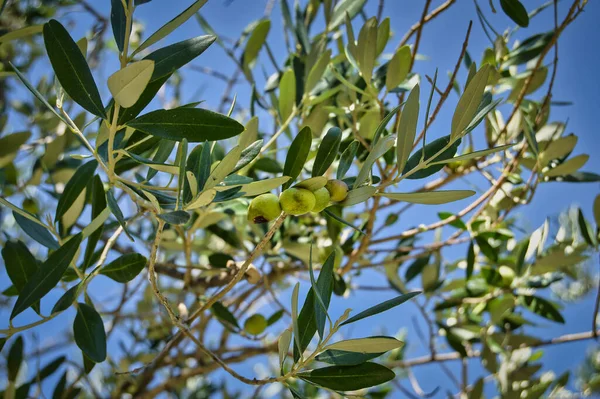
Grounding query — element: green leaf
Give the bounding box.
[278,329,292,371]
[291,282,302,356]
[231,139,262,174]
[108,60,155,108]
[578,208,597,247]
[11,234,82,319]
[594,194,600,227]
[325,337,403,353]
[312,127,342,177]
[144,35,215,82]
[106,189,134,241]
[337,141,359,180]
[298,362,395,391]
[340,186,377,207]
[306,49,331,93]
[283,127,312,189]
[132,0,208,56]
[355,134,395,188]
[242,19,271,70]
[544,154,589,177]
[396,85,420,173]
[117,73,172,124]
[323,208,365,235]
[211,302,240,330]
[73,302,107,363]
[500,0,529,28]
[451,64,490,140]
[7,336,23,381]
[404,255,430,282]
[110,0,126,52]
[466,241,476,280]
[340,291,420,326]
[83,176,107,269]
[100,253,147,283]
[51,284,79,314]
[279,69,296,121]
[402,135,461,179]
[126,108,244,142]
[55,160,97,221]
[432,144,514,165]
[328,0,367,30]
[379,190,475,205]
[356,17,377,83]
[13,212,59,250]
[2,241,38,295]
[43,20,106,118]
[311,249,335,339]
[0,24,43,44]
[386,45,411,91]
[8,63,71,126]
[0,131,31,168]
[157,210,191,225]
[316,349,384,366]
[519,295,565,324]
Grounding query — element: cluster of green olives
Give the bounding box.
[247,179,349,223]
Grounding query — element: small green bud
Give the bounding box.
[279,188,316,215]
[248,193,281,224]
[311,187,331,213]
[325,179,349,202]
[498,266,515,288]
[22,198,38,214]
[244,314,267,335]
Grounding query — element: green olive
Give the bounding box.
[311,187,331,213]
[244,314,267,335]
[325,179,349,202]
[498,266,516,288]
[279,188,316,215]
[247,193,281,224]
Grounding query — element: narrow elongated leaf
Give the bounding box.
[11,234,82,319]
[0,131,31,168]
[278,329,292,371]
[325,337,403,353]
[55,160,97,221]
[386,45,411,91]
[340,186,377,207]
[312,250,335,338]
[396,85,420,173]
[0,25,43,44]
[312,127,342,177]
[110,0,126,52]
[431,144,514,165]
[232,139,262,174]
[82,176,106,269]
[328,0,367,30]
[51,284,79,314]
[379,190,475,205]
[372,103,403,145]
[337,141,359,180]
[520,295,565,323]
[108,60,155,108]
[340,291,420,326]
[404,255,431,282]
[284,127,312,189]
[126,108,244,142]
[13,212,59,250]
[451,65,490,140]
[291,282,301,355]
[544,154,589,177]
[2,241,38,293]
[204,146,242,190]
[100,253,147,283]
[402,135,461,179]
[306,50,331,92]
[133,0,208,56]
[501,0,529,27]
[106,189,134,241]
[185,189,217,210]
[356,134,395,188]
[144,35,216,82]
[242,19,271,69]
[298,362,395,391]
[467,241,475,279]
[316,349,384,366]
[73,303,107,363]
[211,302,240,329]
[279,69,296,121]
[239,177,291,197]
[117,73,171,124]
[323,208,365,235]
[43,20,106,118]
[157,210,190,225]
[7,336,23,381]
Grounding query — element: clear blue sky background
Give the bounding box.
[2,0,599,397]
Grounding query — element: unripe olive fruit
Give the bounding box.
[247,193,281,224]
[279,188,316,216]
[244,314,267,335]
[498,266,516,288]
[311,187,331,213]
[325,179,349,202]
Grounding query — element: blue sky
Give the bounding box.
[2,0,600,397]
